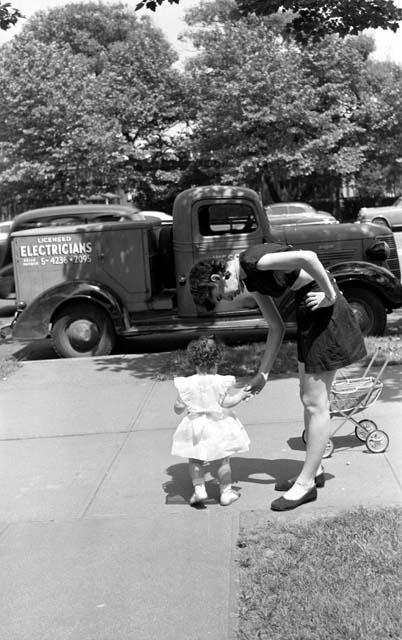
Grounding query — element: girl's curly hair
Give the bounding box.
[189,258,227,311]
[186,335,224,371]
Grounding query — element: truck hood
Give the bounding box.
[269,222,378,244]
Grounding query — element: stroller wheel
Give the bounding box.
[366,430,389,453]
[322,439,334,459]
[302,429,307,444]
[355,419,377,442]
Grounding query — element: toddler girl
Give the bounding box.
[171,335,251,506]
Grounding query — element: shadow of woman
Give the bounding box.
[287,433,364,454]
[163,456,314,504]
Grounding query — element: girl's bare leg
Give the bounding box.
[215,457,240,506]
[283,363,336,501]
[188,458,207,503]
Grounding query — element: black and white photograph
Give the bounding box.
[0,1,401,638]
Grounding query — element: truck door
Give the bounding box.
[175,197,265,317]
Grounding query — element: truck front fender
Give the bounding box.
[328,261,402,309]
[12,280,126,340]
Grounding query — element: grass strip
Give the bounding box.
[0,335,400,382]
[236,506,402,640]
[155,335,402,380]
[0,356,20,380]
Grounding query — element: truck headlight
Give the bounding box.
[366,240,390,261]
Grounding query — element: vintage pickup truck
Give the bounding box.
[6,185,402,357]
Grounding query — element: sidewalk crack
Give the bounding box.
[79,380,158,519]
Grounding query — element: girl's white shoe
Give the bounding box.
[220,488,240,506]
[189,484,208,505]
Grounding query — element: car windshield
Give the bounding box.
[288,204,315,214]
[393,196,402,207]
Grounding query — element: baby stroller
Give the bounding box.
[302,348,390,458]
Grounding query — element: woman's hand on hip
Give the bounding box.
[245,372,267,395]
[305,291,336,311]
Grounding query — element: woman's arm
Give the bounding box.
[256,250,336,306]
[246,292,285,394]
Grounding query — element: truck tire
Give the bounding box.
[51,302,115,358]
[341,287,386,336]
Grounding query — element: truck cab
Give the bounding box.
[7,186,402,357]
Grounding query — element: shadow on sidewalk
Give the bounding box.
[287,433,366,454]
[163,457,335,504]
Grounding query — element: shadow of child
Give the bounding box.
[163,457,318,504]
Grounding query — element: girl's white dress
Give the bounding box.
[171,374,250,461]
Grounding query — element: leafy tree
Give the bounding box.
[181,1,379,205]
[0,2,190,210]
[0,37,115,207]
[136,0,402,44]
[136,0,179,12]
[236,0,402,44]
[353,60,402,200]
[0,2,22,31]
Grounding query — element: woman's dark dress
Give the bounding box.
[240,244,367,373]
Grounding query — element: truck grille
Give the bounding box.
[319,249,357,263]
[377,232,401,280]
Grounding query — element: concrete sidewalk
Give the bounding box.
[0,355,401,640]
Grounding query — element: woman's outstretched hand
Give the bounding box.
[245,372,267,396]
[305,291,336,311]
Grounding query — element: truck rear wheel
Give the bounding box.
[341,287,386,336]
[51,302,115,358]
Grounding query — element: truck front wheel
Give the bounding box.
[341,287,386,336]
[51,302,115,358]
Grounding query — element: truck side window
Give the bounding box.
[198,204,258,236]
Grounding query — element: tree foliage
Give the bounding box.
[136,0,179,11]
[0,2,22,31]
[353,60,402,199]
[181,1,402,203]
[136,0,402,44]
[0,2,190,210]
[236,0,402,43]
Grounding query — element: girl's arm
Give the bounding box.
[174,395,186,414]
[256,250,337,307]
[220,386,251,408]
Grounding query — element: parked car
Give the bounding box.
[140,211,173,224]
[358,197,402,231]
[0,204,161,298]
[0,220,13,263]
[265,202,338,226]
[0,220,12,238]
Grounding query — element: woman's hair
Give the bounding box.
[186,335,224,371]
[189,257,228,311]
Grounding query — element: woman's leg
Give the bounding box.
[283,363,336,501]
[215,457,240,506]
[188,458,207,503]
